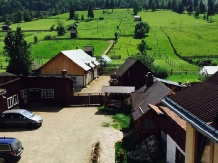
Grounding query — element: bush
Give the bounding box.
[50,24,55,31]
[153,66,169,79]
[44,35,52,40]
[99,17,104,20]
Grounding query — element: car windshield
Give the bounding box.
[11,139,22,151]
[22,110,34,118]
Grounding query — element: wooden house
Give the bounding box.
[0,72,19,85]
[70,29,77,38]
[131,73,186,162]
[115,57,153,90]
[162,71,218,163]
[83,46,94,57]
[36,49,100,87]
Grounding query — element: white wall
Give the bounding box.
[73,76,84,87]
[167,135,185,163]
[94,68,98,78]
[85,72,92,86]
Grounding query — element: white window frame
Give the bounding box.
[42,89,54,98]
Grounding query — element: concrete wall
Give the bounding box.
[73,76,84,87]
[167,134,185,163]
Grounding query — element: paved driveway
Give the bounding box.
[0,105,122,163]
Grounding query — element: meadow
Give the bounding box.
[0,9,217,82]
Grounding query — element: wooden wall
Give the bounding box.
[41,53,85,75]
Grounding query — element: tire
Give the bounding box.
[27,123,33,129]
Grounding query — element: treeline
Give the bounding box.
[0,0,217,25]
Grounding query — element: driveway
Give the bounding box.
[0,104,123,163]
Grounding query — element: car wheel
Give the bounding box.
[27,123,33,129]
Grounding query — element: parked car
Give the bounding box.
[0,109,43,128]
[0,137,24,162]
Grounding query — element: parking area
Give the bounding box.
[0,104,122,163]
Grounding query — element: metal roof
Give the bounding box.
[0,72,17,76]
[115,57,139,76]
[132,80,172,121]
[156,78,186,88]
[101,86,135,93]
[61,49,99,71]
[200,66,218,75]
[101,55,112,62]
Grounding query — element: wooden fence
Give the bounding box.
[68,93,104,106]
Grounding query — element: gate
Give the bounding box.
[68,93,104,106]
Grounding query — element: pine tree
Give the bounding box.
[207,1,215,21]
[3,27,32,76]
[110,0,114,12]
[69,5,75,19]
[199,0,206,13]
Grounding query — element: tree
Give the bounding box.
[74,13,79,21]
[105,0,109,11]
[81,14,84,21]
[56,19,66,36]
[177,3,184,13]
[34,36,38,43]
[133,0,141,15]
[3,27,32,76]
[134,22,150,38]
[199,0,206,13]
[187,4,193,15]
[14,10,23,23]
[135,53,154,70]
[193,0,198,10]
[110,0,114,12]
[153,66,169,78]
[171,0,177,11]
[195,5,200,18]
[151,0,156,11]
[168,0,172,9]
[23,10,32,22]
[69,5,75,19]
[148,0,153,9]
[88,4,94,19]
[207,1,215,21]
[137,40,150,54]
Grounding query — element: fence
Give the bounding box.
[68,93,104,106]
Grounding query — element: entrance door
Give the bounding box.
[28,88,41,103]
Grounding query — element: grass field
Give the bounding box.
[0,9,217,82]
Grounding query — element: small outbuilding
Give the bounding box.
[69,29,77,39]
[99,55,112,66]
[198,66,218,81]
[134,15,141,21]
[83,46,94,57]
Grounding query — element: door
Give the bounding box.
[28,89,41,103]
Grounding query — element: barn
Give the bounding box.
[35,49,100,87]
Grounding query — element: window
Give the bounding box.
[42,89,54,98]
[0,145,10,151]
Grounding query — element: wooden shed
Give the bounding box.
[0,72,19,85]
[70,29,77,38]
[36,49,100,87]
[83,46,94,57]
[115,57,153,90]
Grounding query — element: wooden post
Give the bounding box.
[104,92,107,108]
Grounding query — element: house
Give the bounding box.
[131,73,186,162]
[35,49,100,87]
[69,29,77,38]
[83,46,94,57]
[134,15,141,21]
[99,55,112,66]
[0,75,76,113]
[0,72,19,85]
[115,57,153,90]
[198,66,218,81]
[162,71,218,163]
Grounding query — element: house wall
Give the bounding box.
[73,76,84,87]
[94,68,98,78]
[0,76,19,85]
[167,134,185,163]
[213,143,218,162]
[118,60,152,89]
[185,123,195,163]
[41,53,84,76]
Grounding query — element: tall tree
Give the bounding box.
[23,10,32,22]
[69,5,75,19]
[14,10,23,23]
[195,5,200,17]
[151,0,156,11]
[87,4,94,19]
[134,22,150,38]
[177,2,184,13]
[168,0,172,9]
[148,0,153,9]
[137,40,149,54]
[207,1,215,21]
[105,0,109,11]
[199,0,206,13]
[171,0,177,11]
[3,27,32,76]
[133,0,141,15]
[187,4,193,15]
[110,0,114,12]
[193,0,198,10]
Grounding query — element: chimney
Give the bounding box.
[62,69,67,78]
[146,72,153,87]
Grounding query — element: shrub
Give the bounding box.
[153,66,169,79]
[99,17,104,20]
[50,24,55,31]
[44,35,52,40]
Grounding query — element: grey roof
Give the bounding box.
[100,55,112,62]
[101,86,135,93]
[0,72,17,76]
[115,57,138,76]
[132,80,172,121]
[156,78,186,88]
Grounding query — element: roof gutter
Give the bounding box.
[162,96,218,143]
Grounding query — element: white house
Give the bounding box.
[198,66,218,81]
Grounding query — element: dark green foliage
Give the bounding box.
[3,27,32,76]
[207,1,215,21]
[69,5,75,20]
[23,10,32,22]
[88,4,94,19]
[14,10,23,23]
[134,22,150,39]
[99,17,104,20]
[133,0,141,15]
[114,32,119,40]
[177,3,184,14]
[81,14,84,21]
[187,4,193,15]
[34,36,38,43]
[74,13,79,21]
[199,0,206,13]
[195,6,200,18]
[153,66,169,79]
[151,0,157,11]
[50,24,56,31]
[135,52,154,70]
[137,39,150,54]
[44,35,52,40]
[110,0,114,12]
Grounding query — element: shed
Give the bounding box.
[99,55,112,65]
[198,66,218,81]
[69,29,77,38]
[134,15,141,21]
[83,46,94,57]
